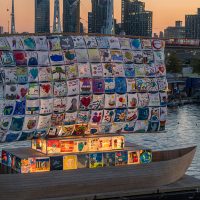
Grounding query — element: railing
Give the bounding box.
[165,38,200,47]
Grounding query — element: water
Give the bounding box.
[0,104,200,178]
[127,104,200,179]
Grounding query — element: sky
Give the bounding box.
[0,0,200,34]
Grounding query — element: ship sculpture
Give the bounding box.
[0,35,196,187]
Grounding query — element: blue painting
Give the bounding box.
[115,77,127,94]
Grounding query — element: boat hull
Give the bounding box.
[0,146,196,199]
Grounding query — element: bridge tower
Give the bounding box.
[53,0,62,33]
[11,0,16,34]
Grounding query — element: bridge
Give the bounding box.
[164,38,200,63]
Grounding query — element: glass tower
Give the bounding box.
[35,0,50,33]
[63,0,80,33]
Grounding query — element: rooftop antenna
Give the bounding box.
[53,0,62,33]
[11,0,16,34]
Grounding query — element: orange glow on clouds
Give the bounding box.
[0,0,199,34]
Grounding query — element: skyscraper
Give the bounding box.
[11,0,16,34]
[122,0,152,37]
[164,21,185,38]
[90,0,114,34]
[0,26,3,34]
[35,0,50,33]
[53,0,62,33]
[63,0,80,33]
[88,12,93,33]
[185,8,200,39]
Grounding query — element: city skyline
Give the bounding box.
[0,0,200,34]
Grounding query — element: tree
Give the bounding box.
[166,52,182,73]
[191,58,200,74]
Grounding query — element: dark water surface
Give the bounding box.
[0,104,200,178]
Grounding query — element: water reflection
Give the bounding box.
[127,104,200,178]
[0,105,200,178]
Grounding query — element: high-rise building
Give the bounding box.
[185,8,200,39]
[80,22,84,33]
[63,0,80,33]
[153,33,158,38]
[0,26,3,34]
[53,0,62,33]
[88,12,93,33]
[35,0,50,33]
[114,19,122,35]
[11,0,16,34]
[122,0,152,37]
[159,31,164,38]
[90,0,114,34]
[164,21,185,38]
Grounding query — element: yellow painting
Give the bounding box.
[63,155,77,170]
[98,137,112,151]
[112,136,125,150]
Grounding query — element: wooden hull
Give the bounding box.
[0,146,196,199]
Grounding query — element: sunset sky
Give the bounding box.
[0,0,200,34]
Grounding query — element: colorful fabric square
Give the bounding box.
[60,36,74,50]
[113,63,125,77]
[110,50,123,62]
[92,95,104,110]
[115,77,127,94]
[130,39,141,50]
[13,100,26,115]
[27,51,38,66]
[49,51,64,65]
[96,37,109,49]
[10,116,24,131]
[103,63,114,77]
[79,78,92,94]
[92,79,105,94]
[75,49,88,62]
[100,49,111,62]
[90,110,103,123]
[66,96,79,113]
[88,49,100,63]
[66,64,78,79]
[105,78,115,93]
[84,36,98,48]
[105,94,116,109]
[123,122,135,133]
[91,63,103,77]
[13,51,27,66]
[119,38,131,50]
[124,64,135,77]
[63,49,77,64]
[80,95,92,110]
[138,107,149,120]
[78,63,91,77]
[114,109,127,122]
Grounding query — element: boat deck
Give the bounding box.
[0,170,200,200]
